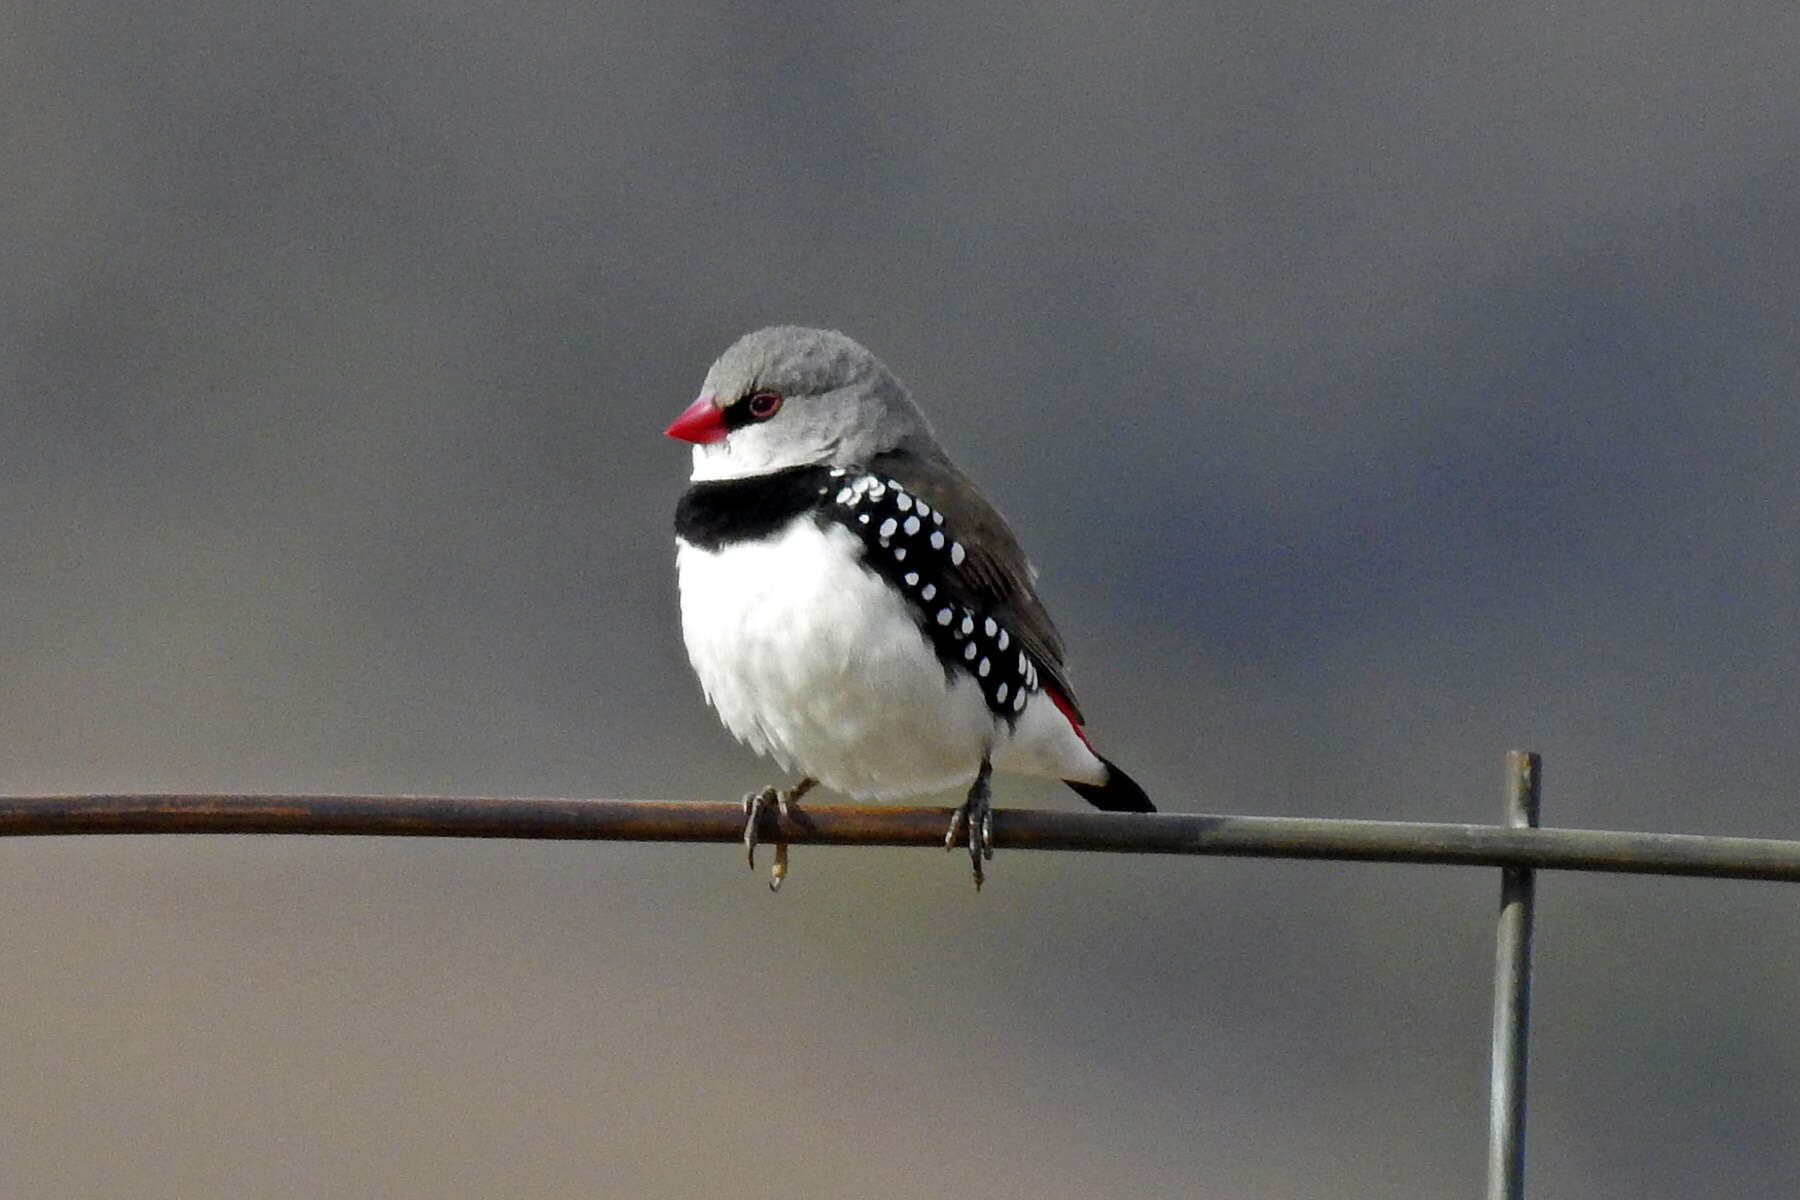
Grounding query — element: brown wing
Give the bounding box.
[868,450,1085,722]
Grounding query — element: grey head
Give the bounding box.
[685,326,942,481]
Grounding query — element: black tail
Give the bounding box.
[1065,756,1155,813]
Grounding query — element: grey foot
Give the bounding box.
[743,777,816,891]
[943,758,995,889]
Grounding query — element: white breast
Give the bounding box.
[676,519,996,799]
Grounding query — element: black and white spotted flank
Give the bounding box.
[823,468,1039,719]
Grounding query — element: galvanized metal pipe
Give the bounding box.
[1488,751,1540,1200]
[0,788,1797,882]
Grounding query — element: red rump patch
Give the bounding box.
[1045,686,1093,751]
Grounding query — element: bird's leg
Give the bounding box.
[944,756,995,889]
[743,777,816,891]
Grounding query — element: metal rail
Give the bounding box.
[1488,751,1540,1200]
[1,790,1797,881]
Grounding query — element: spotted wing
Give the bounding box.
[823,451,1083,722]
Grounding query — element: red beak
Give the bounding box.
[664,395,729,444]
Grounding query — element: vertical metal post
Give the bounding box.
[1487,750,1541,1200]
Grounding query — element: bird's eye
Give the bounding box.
[746,391,783,420]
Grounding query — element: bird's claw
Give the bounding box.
[742,778,814,890]
[742,785,778,870]
[945,758,995,889]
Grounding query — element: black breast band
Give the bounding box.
[674,466,836,549]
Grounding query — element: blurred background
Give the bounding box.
[6,2,1800,1196]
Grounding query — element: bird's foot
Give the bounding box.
[743,777,816,891]
[944,758,995,889]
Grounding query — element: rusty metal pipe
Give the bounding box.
[1,791,1798,883]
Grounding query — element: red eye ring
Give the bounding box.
[746,391,782,420]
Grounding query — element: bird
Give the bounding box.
[666,326,1154,888]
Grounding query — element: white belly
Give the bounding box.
[676,520,994,799]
